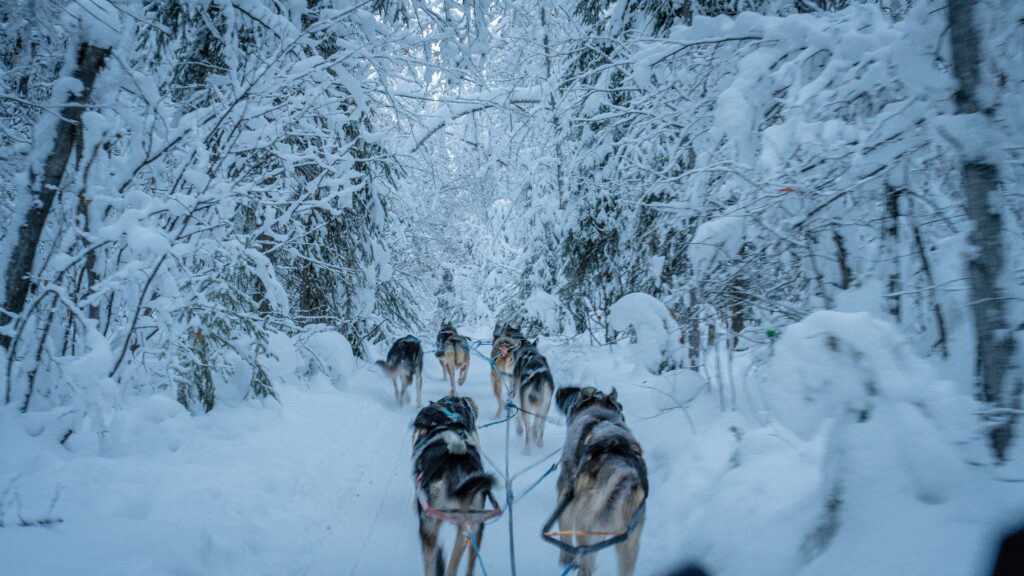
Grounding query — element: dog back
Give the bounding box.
[558,400,647,525]
[386,335,422,372]
[513,341,554,398]
[413,397,492,503]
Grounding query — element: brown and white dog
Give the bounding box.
[413,396,492,576]
[436,322,470,396]
[553,386,647,576]
[489,323,525,418]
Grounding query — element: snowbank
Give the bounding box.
[608,292,681,373]
[762,311,1018,575]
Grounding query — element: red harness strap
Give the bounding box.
[416,475,503,526]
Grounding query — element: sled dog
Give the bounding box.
[511,337,554,453]
[489,323,526,418]
[413,396,493,576]
[436,322,470,395]
[376,335,424,407]
[553,386,647,576]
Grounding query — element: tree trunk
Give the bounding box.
[885,185,901,321]
[0,44,108,351]
[948,0,1021,461]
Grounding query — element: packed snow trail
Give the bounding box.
[2,318,1021,575]
[0,332,575,575]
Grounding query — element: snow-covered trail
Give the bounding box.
[0,332,829,576]
[0,334,579,575]
[4,320,1018,576]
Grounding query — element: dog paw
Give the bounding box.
[535,437,544,447]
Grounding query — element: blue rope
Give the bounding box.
[438,405,461,423]
[560,559,580,576]
[465,527,490,576]
[479,402,520,429]
[513,462,558,503]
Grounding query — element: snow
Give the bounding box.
[1,318,1022,575]
[1,0,1023,575]
[65,0,121,50]
[524,290,560,334]
[608,292,681,374]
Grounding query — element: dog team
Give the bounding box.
[377,322,648,576]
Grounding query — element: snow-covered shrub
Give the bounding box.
[608,292,683,373]
[764,311,983,562]
[297,327,354,389]
[524,290,562,335]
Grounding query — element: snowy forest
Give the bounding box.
[1,0,1022,574]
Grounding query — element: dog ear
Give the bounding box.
[556,386,581,416]
[608,387,623,410]
[531,338,539,348]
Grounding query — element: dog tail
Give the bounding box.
[593,466,644,520]
[375,359,395,375]
[522,372,553,406]
[453,471,494,500]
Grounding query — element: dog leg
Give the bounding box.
[419,515,442,576]
[444,359,457,396]
[458,363,468,387]
[616,517,645,576]
[557,507,575,567]
[491,370,504,418]
[402,373,413,406]
[416,369,424,407]
[532,416,544,448]
[575,532,595,576]
[516,402,526,437]
[465,523,484,576]
[521,410,533,454]
[392,374,401,406]
[445,524,468,576]
[533,389,551,448]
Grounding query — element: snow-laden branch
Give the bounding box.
[405,87,543,154]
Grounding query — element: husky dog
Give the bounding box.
[376,335,424,407]
[436,321,470,395]
[413,396,493,576]
[511,338,554,453]
[489,323,525,418]
[553,386,647,576]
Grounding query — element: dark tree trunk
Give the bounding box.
[885,185,901,321]
[0,44,108,352]
[948,0,1021,461]
[832,228,852,290]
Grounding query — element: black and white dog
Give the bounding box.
[377,335,424,407]
[413,396,494,576]
[554,386,647,576]
[512,338,554,453]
